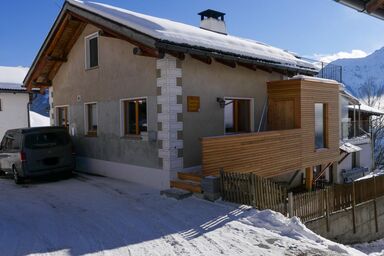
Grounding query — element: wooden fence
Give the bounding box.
[220,171,384,226]
[220,171,287,214]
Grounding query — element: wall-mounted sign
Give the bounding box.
[187,96,200,112]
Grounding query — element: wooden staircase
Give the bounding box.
[170,172,203,193]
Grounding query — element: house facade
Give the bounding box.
[25,0,347,190]
[0,83,30,139]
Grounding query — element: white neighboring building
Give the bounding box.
[0,83,30,139]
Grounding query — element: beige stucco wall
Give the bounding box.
[182,56,283,168]
[53,24,159,168]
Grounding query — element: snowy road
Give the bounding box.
[0,174,368,256]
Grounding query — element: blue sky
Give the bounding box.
[1,0,384,67]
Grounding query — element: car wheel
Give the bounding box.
[13,166,24,185]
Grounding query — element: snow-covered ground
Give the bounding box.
[30,111,50,127]
[0,173,370,256]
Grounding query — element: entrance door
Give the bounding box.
[224,98,251,134]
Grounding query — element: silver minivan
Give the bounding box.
[0,127,75,184]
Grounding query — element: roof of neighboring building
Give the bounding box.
[0,82,28,93]
[335,0,384,20]
[348,103,384,115]
[24,0,318,90]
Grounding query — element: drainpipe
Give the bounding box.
[358,104,361,136]
[353,105,357,137]
[27,92,33,128]
[371,117,376,171]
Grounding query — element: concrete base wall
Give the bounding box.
[306,196,384,244]
[76,157,170,190]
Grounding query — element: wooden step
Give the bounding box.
[177,172,203,183]
[170,180,202,193]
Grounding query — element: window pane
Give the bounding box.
[225,99,250,133]
[225,100,234,133]
[124,99,147,135]
[57,107,68,127]
[89,37,98,68]
[237,100,250,132]
[128,101,137,134]
[315,103,325,149]
[88,104,97,132]
[138,100,147,132]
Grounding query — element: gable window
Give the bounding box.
[85,32,99,69]
[122,98,147,136]
[56,106,69,127]
[315,103,327,149]
[224,98,251,134]
[85,103,98,136]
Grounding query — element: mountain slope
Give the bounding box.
[329,47,384,97]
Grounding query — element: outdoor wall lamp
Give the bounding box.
[217,97,226,108]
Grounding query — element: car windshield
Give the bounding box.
[25,132,70,149]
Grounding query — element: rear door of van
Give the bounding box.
[23,129,73,173]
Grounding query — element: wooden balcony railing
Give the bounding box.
[201,129,303,177]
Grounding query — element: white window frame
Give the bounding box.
[84,32,99,70]
[54,105,70,127]
[223,96,255,134]
[84,102,98,136]
[119,97,148,137]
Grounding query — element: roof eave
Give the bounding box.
[335,0,384,20]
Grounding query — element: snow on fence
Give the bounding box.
[220,171,384,229]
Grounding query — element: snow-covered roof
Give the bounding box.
[0,82,27,92]
[67,0,316,72]
[339,142,362,153]
[348,103,384,116]
[290,75,340,84]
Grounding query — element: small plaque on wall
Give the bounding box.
[187,96,200,112]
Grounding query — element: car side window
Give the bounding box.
[2,133,15,151]
[12,133,20,150]
[0,135,6,151]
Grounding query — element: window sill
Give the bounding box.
[85,66,99,71]
[315,148,329,153]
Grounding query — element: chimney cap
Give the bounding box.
[198,9,226,21]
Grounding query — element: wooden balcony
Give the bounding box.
[201,77,341,178]
[202,129,303,177]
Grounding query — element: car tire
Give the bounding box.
[13,166,24,185]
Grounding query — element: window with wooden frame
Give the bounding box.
[85,103,98,136]
[56,106,69,128]
[122,98,147,136]
[85,32,99,69]
[224,98,251,134]
[314,103,328,149]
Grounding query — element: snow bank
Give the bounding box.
[68,0,315,71]
[30,111,50,127]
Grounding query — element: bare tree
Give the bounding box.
[358,78,384,168]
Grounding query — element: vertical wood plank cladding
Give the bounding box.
[300,80,340,167]
[201,78,340,177]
